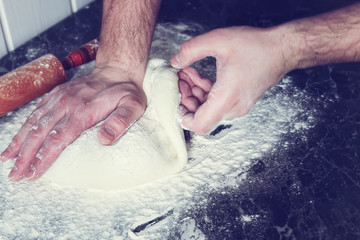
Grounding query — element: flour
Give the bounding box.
[0,22,318,239]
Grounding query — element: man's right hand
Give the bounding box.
[171,26,291,134]
[172,2,360,135]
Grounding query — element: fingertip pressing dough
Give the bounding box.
[42,59,187,190]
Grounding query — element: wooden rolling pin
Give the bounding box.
[0,39,99,117]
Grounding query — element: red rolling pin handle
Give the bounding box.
[0,38,99,117]
[0,54,66,116]
[61,39,99,70]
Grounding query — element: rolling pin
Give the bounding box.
[0,39,99,117]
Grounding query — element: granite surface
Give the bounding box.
[1,0,359,239]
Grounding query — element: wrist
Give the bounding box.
[268,22,309,73]
[95,49,146,87]
[276,17,333,70]
[93,61,146,88]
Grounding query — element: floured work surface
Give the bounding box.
[0,22,329,240]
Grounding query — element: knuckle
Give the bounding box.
[10,136,21,148]
[122,93,146,112]
[24,115,39,128]
[32,157,43,169]
[47,129,71,147]
[111,113,130,128]
[59,95,70,105]
[38,115,52,128]
[185,97,200,112]
[28,128,45,141]
[127,95,143,108]
[28,108,42,120]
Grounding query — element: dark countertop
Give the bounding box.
[1,0,359,239]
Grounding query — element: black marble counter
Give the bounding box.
[1,0,359,239]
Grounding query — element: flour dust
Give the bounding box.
[0,23,319,239]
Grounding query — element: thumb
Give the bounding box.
[98,95,145,145]
[171,29,223,69]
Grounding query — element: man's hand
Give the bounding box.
[172,3,360,134]
[0,67,146,181]
[172,26,289,134]
[0,0,161,182]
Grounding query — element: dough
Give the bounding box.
[43,59,187,190]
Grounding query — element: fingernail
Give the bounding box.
[178,105,187,116]
[0,155,7,162]
[8,166,18,180]
[172,55,181,68]
[102,126,116,141]
[26,165,36,179]
[182,113,194,121]
[0,148,10,162]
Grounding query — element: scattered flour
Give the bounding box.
[0,23,316,239]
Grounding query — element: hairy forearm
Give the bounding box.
[277,3,360,70]
[96,0,161,80]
